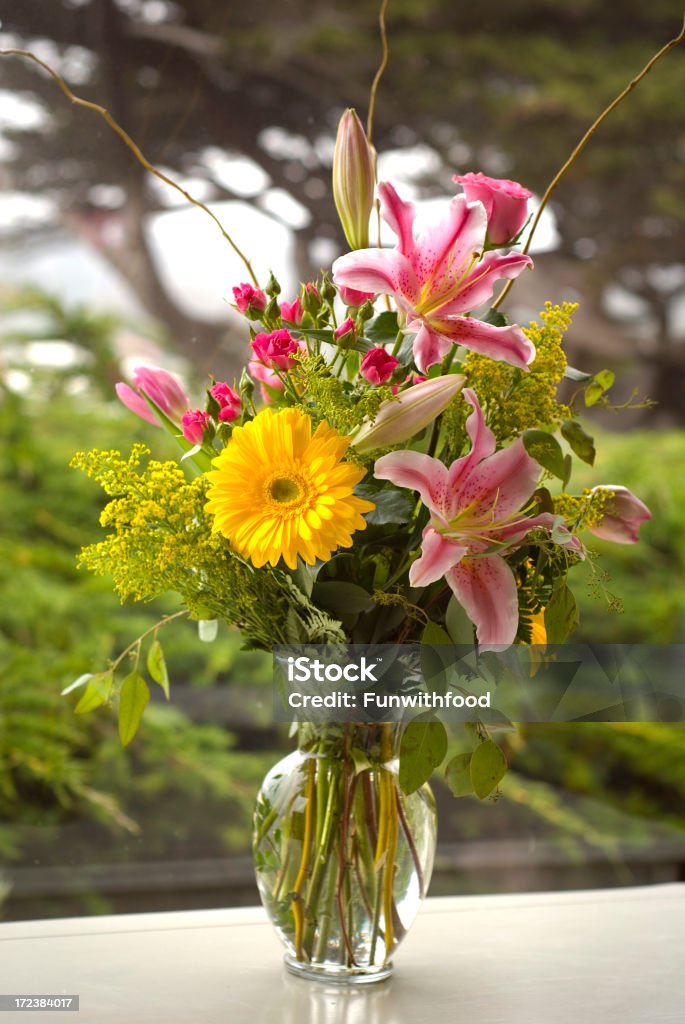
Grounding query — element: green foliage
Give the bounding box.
[399,716,448,794]
[572,430,685,642]
[0,392,270,854]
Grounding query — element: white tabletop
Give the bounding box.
[1,884,682,1023]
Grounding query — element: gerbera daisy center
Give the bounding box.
[269,475,303,505]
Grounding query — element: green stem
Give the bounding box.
[390,329,404,358]
[396,786,425,899]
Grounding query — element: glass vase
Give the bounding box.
[252,722,437,984]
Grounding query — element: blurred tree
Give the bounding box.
[0,0,682,406]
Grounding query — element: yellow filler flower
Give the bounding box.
[205,408,375,569]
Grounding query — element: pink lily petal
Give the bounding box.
[428,316,536,370]
[438,251,533,315]
[446,555,519,647]
[411,197,487,310]
[447,388,497,495]
[409,527,467,587]
[412,323,453,372]
[378,182,417,259]
[450,438,540,521]
[374,450,450,518]
[332,248,419,307]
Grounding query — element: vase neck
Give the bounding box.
[297,723,401,763]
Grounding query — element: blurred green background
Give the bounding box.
[0,0,684,918]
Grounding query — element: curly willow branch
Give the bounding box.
[491,14,685,311]
[367,0,390,147]
[0,48,259,287]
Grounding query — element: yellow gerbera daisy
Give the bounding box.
[205,407,375,570]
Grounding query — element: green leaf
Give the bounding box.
[522,429,566,480]
[349,747,372,775]
[483,307,509,328]
[544,582,579,643]
[147,639,170,700]
[198,619,219,643]
[399,716,448,794]
[289,326,335,343]
[312,581,373,617]
[420,622,453,694]
[421,622,452,645]
[118,672,150,746]
[74,672,113,714]
[585,369,615,407]
[445,595,474,644]
[562,453,573,489]
[564,365,593,382]
[470,739,507,799]
[561,420,596,466]
[445,752,474,797]
[365,310,399,345]
[355,485,413,526]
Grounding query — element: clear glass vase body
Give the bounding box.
[253,724,437,983]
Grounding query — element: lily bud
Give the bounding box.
[333,109,376,251]
[116,365,190,426]
[587,486,651,544]
[352,374,466,453]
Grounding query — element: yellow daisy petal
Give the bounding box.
[205,407,375,570]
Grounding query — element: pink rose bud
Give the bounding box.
[360,347,399,385]
[232,283,267,316]
[181,409,211,445]
[333,108,376,251]
[115,365,190,425]
[302,282,323,315]
[412,375,428,385]
[339,284,376,308]
[588,486,652,544]
[453,172,532,246]
[334,317,356,344]
[280,297,304,325]
[251,329,303,371]
[210,382,241,423]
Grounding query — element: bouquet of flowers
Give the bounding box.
[65,106,652,981]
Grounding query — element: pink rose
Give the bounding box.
[280,297,304,325]
[588,486,652,544]
[338,284,375,308]
[335,317,356,344]
[210,382,241,423]
[115,365,190,426]
[232,283,267,316]
[453,172,532,246]
[360,347,399,385]
[181,409,211,445]
[251,329,304,370]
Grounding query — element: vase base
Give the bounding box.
[283,954,394,985]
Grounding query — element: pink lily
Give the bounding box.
[374,388,581,646]
[332,182,535,373]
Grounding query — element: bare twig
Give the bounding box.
[0,48,259,286]
[492,15,685,310]
[367,0,390,146]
